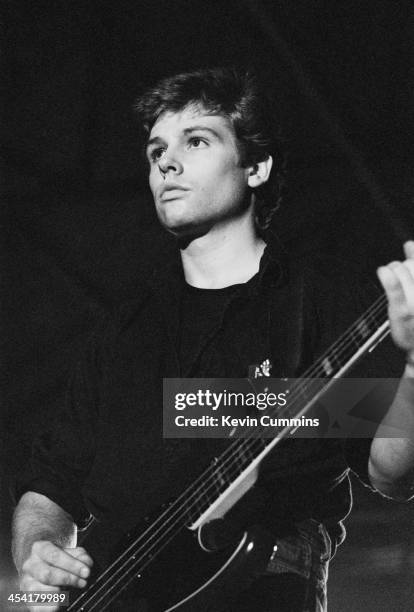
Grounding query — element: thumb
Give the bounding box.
[403,240,414,260]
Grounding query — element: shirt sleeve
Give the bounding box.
[13,315,111,527]
[343,438,373,487]
[343,371,402,489]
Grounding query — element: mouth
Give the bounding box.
[160,185,190,201]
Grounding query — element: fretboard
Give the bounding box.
[186,292,390,523]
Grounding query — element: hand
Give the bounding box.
[377,241,414,363]
[19,541,93,611]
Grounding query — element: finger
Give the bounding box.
[26,560,88,589]
[45,567,87,589]
[65,547,94,568]
[20,576,60,594]
[403,258,414,281]
[33,542,91,579]
[377,264,406,307]
[30,606,59,612]
[390,262,414,311]
[24,598,60,612]
[403,240,414,260]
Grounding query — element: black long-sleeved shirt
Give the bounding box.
[16,241,396,564]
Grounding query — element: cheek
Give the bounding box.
[219,166,248,198]
[148,173,157,196]
[202,160,242,189]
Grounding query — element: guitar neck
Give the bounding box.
[188,292,390,525]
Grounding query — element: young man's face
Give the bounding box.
[146,105,252,237]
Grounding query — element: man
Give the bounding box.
[11,67,414,611]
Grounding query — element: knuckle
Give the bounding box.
[68,573,81,587]
[31,540,43,554]
[48,547,60,565]
[33,540,53,557]
[40,567,53,585]
[59,573,71,586]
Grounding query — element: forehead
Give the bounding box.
[148,105,236,141]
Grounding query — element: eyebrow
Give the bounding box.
[183,126,221,139]
[146,125,222,149]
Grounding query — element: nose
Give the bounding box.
[158,153,183,178]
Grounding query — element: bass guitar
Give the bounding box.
[67,292,389,611]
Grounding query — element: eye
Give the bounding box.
[188,137,207,149]
[148,147,166,163]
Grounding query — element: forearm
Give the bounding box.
[369,363,414,500]
[12,491,77,572]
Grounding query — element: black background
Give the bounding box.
[2,1,414,608]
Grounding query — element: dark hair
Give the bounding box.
[135,66,285,230]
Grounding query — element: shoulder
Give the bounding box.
[280,252,384,365]
[74,284,156,373]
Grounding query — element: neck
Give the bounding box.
[180,211,265,289]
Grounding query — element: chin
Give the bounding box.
[161,217,211,241]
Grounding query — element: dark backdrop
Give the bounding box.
[2,1,414,608]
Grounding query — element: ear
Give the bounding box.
[247,155,273,188]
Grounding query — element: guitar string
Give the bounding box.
[70,293,388,609]
[79,511,217,611]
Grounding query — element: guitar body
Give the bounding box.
[69,523,274,611]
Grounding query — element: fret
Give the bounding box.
[192,492,206,518]
[244,440,259,461]
[336,337,357,366]
[294,381,312,404]
[221,452,243,486]
[327,346,342,364]
[365,305,381,329]
[238,442,251,464]
[350,328,364,350]
[211,470,223,497]
[355,317,370,339]
[349,326,363,347]
[313,361,333,378]
[285,377,326,420]
[321,356,334,376]
[368,301,385,326]
[185,502,199,525]
[186,493,208,524]
[202,475,221,511]
[327,335,359,373]
[233,443,248,472]
[214,461,230,489]
[248,438,267,457]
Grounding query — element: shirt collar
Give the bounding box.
[147,231,287,298]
